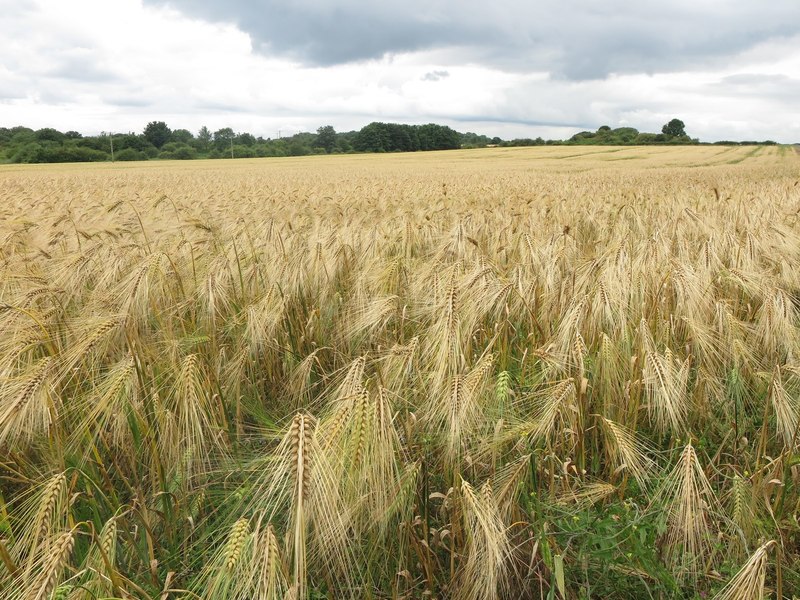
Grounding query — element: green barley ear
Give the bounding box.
[222,518,249,572]
[194,517,251,599]
[725,473,763,559]
[52,583,72,600]
[495,370,511,411]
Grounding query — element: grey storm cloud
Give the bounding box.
[144,0,800,79]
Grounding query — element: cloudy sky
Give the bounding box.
[2,0,799,142]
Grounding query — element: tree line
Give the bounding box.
[0,121,474,163]
[0,118,775,164]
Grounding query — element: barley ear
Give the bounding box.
[713,540,776,600]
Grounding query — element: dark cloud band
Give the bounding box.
[144,0,800,79]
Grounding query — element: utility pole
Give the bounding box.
[109,132,114,162]
[230,137,234,159]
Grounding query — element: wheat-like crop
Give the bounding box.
[1,145,799,597]
[713,540,776,600]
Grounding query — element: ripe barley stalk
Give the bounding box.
[1,146,798,598]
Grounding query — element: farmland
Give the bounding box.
[1,145,799,598]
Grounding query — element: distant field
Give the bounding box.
[0,142,788,175]
[1,145,799,599]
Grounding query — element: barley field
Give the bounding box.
[1,145,799,598]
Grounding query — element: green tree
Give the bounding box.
[213,127,235,152]
[143,121,172,148]
[9,127,35,146]
[35,128,66,143]
[417,123,460,150]
[197,126,212,151]
[235,132,256,147]
[662,118,686,137]
[387,124,416,151]
[355,122,389,152]
[287,140,311,156]
[115,148,146,161]
[171,128,194,145]
[315,125,337,153]
[115,133,152,152]
[232,144,256,158]
[76,136,108,151]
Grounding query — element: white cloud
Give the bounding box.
[1,0,799,142]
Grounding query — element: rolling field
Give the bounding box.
[1,145,800,598]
